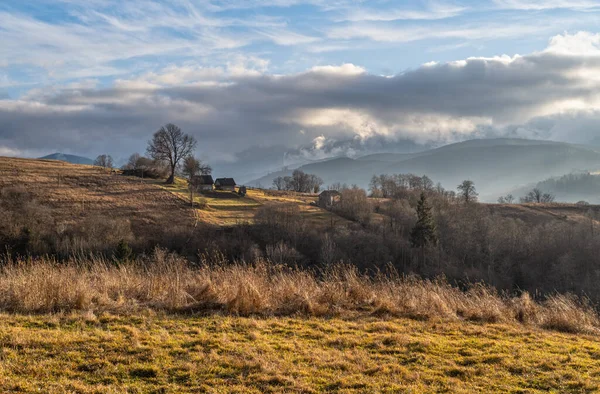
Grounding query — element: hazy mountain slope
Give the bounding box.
[39,152,94,165]
[503,172,600,204]
[384,143,600,196]
[248,139,600,199]
[355,152,420,162]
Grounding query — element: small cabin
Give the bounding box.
[190,175,214,191]
[214,177,236,191]
[318,190,341,209]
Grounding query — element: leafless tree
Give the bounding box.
[521,188,555,203]
[182,156,211,180]
[457,180,478,203]
[147,123,197,184]
[94,154,113,169]
[273,176,286,190]
[125,153,141,170]
[498,194,515,204]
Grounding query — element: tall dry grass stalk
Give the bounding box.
[0,249,597,334]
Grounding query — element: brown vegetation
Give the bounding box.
[0,249,597,335]
[0,157,195,256]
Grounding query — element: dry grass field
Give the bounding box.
[488,203,600,226]
[161,178,349,227]
[0,251,599,392]
[0,157,195,237]
[1,313,600,393]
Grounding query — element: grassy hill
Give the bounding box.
[488,203,600,226]
[161,177,349,227]
[2,157,600,392]
[0,157,195,246]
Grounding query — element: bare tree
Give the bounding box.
[308,174,324,193]
[457,180,478,203]
[521,188,555,203]
[273,176,286,190]
[147,123,197,184]
[94,154,113,169]
[497,194,515,204]
[182,156,211,180]
[125,153,141,170]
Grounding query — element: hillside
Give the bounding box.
[0,157,195,252]
[249,139,600,200]
[0,157,347,232]
[488,203,600,226]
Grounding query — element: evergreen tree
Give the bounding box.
[410,192,438,248]
[114,239,133,262]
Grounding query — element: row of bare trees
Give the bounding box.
[272,170,323,193]
[369,174,479,204]
[498,188,555,204]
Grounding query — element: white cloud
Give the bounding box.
[493,0,600,11]
[3,32,600,168]
[544,31,600,56]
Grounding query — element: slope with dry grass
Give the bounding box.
[488,202,600,226]
[0,157,194,230]
[161,177,349,227]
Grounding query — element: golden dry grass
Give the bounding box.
[162,178,350,227]
[1,312,600,393]
[0,157,195,237]
[0,250,597,336]
[489,202,600,226]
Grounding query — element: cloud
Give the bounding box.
[3,32,600,178]
[493,0,600,11]
[339,3,467,22]
[327,20,560,43]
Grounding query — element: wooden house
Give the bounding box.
[190,175,214,191]
[318,190,341,209]
[214,178,236,191]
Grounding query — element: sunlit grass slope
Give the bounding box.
[1,314,599,393]
[161,177,348,227]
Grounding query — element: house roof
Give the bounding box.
[191,175,214,185]
[320,190,341,197]
[215,177,236,186]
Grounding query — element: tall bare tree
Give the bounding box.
[182,156,212,180]
[94,154,113,169]
[147,123,197,184]
[273,176,286,190]
[457,180,478,204]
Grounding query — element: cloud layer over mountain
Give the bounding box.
[2,32,600,176]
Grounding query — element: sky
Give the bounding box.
[2,0,600,180]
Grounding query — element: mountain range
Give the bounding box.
[248,138,600,201]
[39,153,94,165]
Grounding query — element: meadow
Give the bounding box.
[2,157,600,392]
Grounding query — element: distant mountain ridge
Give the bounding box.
[39,153,94,165]
[248,138,600,201]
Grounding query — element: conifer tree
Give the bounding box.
[410,192,438,248]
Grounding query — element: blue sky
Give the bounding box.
[2,1,600,179]
[2,0,600,97]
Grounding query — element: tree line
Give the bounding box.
[272,170,324,193]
